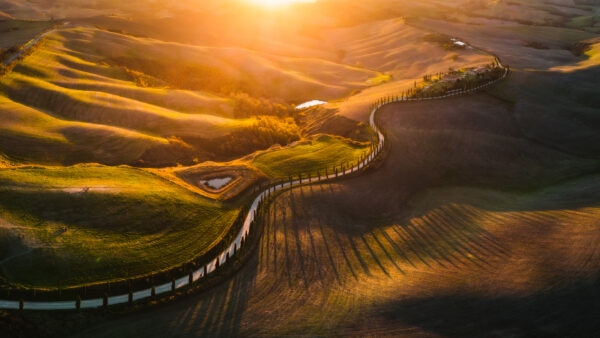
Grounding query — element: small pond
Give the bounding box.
[201,177,233,190]
[296,100,327,110]
[451,38,466,46]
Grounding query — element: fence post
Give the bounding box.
[103,293,108,307]
[171,278,175,291]
[204,265,207,277]
[189,272,193,285]
[128,291,133,305]
[19,299,24,310]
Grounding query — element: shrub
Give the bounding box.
[230,92,294,119]
[525,41,550,50]
[423,33,465,50]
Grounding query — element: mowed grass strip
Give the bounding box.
[252,135,369,178]
[0,165,239,289]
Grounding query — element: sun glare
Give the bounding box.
[245,0,315,7]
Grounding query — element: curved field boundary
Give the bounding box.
[0,56,509,311]
[2,22,67,67]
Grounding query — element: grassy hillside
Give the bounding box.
[70,27,378,102]
[252,135,369,178]
[0,27,310,166]
[0,19,494,166]
[0,165,239,288]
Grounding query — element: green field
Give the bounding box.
[252,135,370,178]
[0,165,239,288]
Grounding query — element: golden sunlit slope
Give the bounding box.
[318,18,495,121]
[322,18,492,78]
[0,95,173,165]
[61,27,378,102]
[0,0,164,20]
[0,26,313,166]
[0,21,430,166]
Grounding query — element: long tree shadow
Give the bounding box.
[375,227,416,268]
[313,181,343,286]
[302,184,326,286]
[279,191,294,288]
[287,188,310,289]
[368,231,405,274]
[420,214,486,268]
[359,235,390,277]
[322,183,359,282]
[132,247,261,338]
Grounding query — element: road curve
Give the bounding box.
[2,23,66,66]
[0,42,508,310]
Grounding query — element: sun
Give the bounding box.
[245,0,316,7]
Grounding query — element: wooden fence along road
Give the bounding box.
[0,40,508,310]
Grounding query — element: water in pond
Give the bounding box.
[296,100,327,110]
[201,177,233,190]
[451,38,466,46]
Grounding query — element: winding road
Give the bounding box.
[2,23,66,66]
[0,34,508,310]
